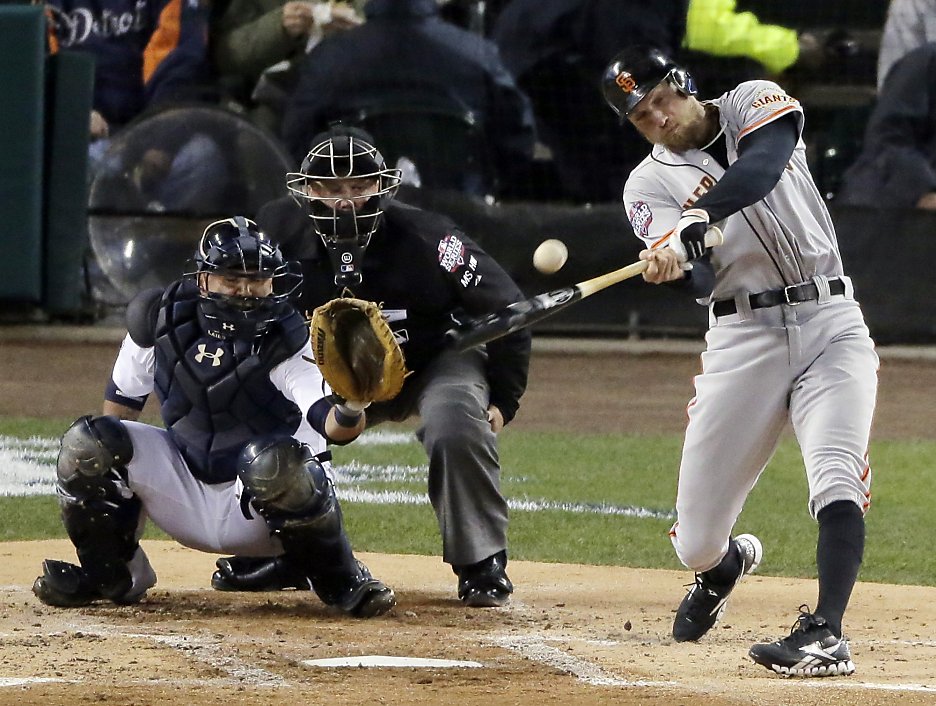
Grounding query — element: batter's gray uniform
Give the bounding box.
[624,80,878,572]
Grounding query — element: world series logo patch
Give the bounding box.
[629,201,653,238]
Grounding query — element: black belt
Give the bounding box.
[712,278,846,318]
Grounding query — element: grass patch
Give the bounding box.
[3,419,935,585]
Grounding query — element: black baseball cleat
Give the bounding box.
[749,606,855,677]
[455,550,514,607]
[311,560,396,618]
[32,559,147,607]
[211,556,313,592]
[672,533,762,642]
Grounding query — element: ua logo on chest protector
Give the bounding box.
[195,344,225,367]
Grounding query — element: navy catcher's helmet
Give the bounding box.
[601,45,697,118]
[193,216,300,339]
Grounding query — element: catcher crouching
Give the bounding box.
[33,217,395,618]
[209,125,532,607]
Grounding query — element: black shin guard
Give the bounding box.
[816,500,865,637]
[56,415,142,600]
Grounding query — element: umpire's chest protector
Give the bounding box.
[152,281,307,484]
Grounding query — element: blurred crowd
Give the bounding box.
[36,0,936,210]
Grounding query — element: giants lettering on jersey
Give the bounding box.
[682,175,716,210]
[629,201,653,238]
[750,91,797,109]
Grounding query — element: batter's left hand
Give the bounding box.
[672,208,710,261]
[640,248,685,284]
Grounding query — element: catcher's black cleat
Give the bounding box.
[455,550,514,607]
[211,556,313,592]
[311,560,396,618]
[32,559,146,608]
[749,607,855,677]
[672,534,762,642]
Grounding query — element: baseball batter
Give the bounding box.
[602,46,878,677]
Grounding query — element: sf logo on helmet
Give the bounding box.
[615,71,637,93]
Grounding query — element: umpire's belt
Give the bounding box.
[712,277,846,318]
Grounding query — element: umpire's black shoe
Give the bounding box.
[32,559,147,607]
[455,550,514,607]
[211,556,313,592]
[672,534,762,642]
[311,560,396,618]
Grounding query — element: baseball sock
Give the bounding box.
[815,500,865,637]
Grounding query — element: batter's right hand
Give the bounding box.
[639,248,685,284]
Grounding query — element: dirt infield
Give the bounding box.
[2,338,936,705]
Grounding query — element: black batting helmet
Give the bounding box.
[601,45,697,118]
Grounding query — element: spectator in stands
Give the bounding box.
[877,0,936,91]
[44,0,212,140]
[492,0,828,204]
[493,0,687,203]
[280,0,536,199]
[44,0,221,212]
[684,0,825,75]
[838,42,936,210]
[212,0,365,135]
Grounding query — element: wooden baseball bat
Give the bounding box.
[446,226,723,352]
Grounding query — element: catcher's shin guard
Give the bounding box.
[46,416,146,603]
[231,436,396,616]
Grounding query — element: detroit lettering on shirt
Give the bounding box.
[623,80,845,301]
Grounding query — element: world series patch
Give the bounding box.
[438,233,466,273]
[629,201,653,238]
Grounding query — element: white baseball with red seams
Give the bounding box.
[532,239,568,274]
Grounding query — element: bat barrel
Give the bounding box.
[446,287,582,351]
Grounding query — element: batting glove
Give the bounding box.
[670,208,710,262]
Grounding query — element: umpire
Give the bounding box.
[211,125,532,607]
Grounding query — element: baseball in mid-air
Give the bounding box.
[533,239,568,274]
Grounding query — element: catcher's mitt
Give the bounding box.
[310,298,408,404]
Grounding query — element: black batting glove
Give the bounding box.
[671,208,711,262]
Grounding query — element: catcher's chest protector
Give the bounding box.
[153,281,307,484]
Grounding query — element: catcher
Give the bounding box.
[32,217,395,618]
[209,125,532,607]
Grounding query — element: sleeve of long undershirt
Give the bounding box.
[692,113,799,223]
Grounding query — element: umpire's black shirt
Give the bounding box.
[258,196,532,424]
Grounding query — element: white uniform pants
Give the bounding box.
[671,298,878,572]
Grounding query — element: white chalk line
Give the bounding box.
[66,623,285,687]
[0,435,675,520]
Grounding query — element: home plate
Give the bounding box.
[302,656,483,668]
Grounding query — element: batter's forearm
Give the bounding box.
[695,115,798,222]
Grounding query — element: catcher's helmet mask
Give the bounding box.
[601,45,697,121]
[190,216,301,340]
[286,125,402,288]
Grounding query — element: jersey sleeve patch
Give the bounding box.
[628,201,653,239]
[438,233,466,272]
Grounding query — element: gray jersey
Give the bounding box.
[624,80,843,301]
